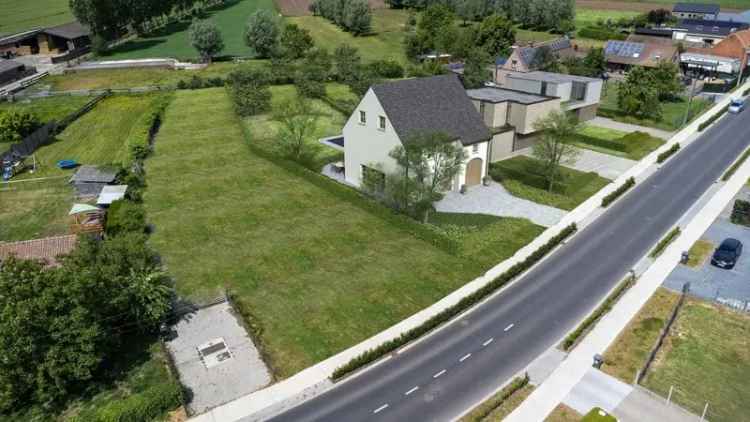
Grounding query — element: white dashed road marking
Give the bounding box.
[405,386,419,396]
[373,404,389,414]
[433,369,447,378]
[482,338,494,346]
[459,353,471,362]
[504,323,514,332]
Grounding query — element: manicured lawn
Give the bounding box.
[602,287,681,383]
[684,239,714,268]
[546,404,583,422]
[574,125,664,161]
[598,82,712,132]
[144,88,541,377]
[0,178,73,242]
[643,299,750,422]
[0,0,72,36]
[0,95,93,124]
[579,125,627,141]
[287,9,409,63]
[575,8,639,29]
[489,156,610,211]
[104,0,276,60]
[581,407,617,422]
[15,94,162,179]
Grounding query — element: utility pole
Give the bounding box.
[682,77,696,128]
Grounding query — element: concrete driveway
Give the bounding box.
[522,147,637,180]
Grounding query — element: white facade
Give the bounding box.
[504,73,602,111]
[342,88,488,192]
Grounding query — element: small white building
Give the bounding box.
[504,71,603,121]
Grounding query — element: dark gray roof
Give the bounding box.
[371,75,491,146]
[509,71,600,84]
[70,165,117,184]
[673,3,720,14]
[518,37,572,67]
[466,87,551,105]
[43,21,89,40]
[0,29,42,46]
[0,59,24,73]
[677,19,749,36]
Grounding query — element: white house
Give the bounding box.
[503,71,603,121]
[342,75,492,192]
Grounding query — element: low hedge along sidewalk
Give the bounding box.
[601,177,635,207]
[460,374,530,422]
[656,143,680,164]
[698,105,729,131]
[331,224,578,380]
[649,226,681,258]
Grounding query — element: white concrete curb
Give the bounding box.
[189,81,750,422]
[504,124,750,422]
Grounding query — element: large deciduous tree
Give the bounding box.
[228,67,272,116]
[476,14,515,58]
[462,48,492,89]
[531,110,581,191]
[618,66,662,119]
[189,19,224,63]
[245,9,280,59]
[279,23,314,60]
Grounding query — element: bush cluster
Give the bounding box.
[123,93,173,168]
[106,199,147,236]
[601,177,635,207]
[331,224,577,380]
[656,143,680,164]
[562,275,635,350]
[463,374,530,421]
[366,60,404,79]
[698,105,729,131]
[310,0,372,35]
[577,134,629,153]
[577,27,627,41]
[649,226,681,258]
[731,199,750,226]
[722,148,750,181]
[176,75,225,90]
[69,382,183,422]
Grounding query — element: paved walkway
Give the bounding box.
[589,116,673,140]
[434,181,567,227]
[521,147,636,180]
[613,386,702,422]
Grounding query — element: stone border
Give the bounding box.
[190,81,750,422]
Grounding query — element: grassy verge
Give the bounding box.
[575,126,664,161]
[459,375,532,422]
[144,88,541,378]
[0,95,93,123]
[602,287,681,383]
[643,299,750,422]
[684,239,714,268]
[546,404,582,421]
[0,178,73,242]
[489,156,610,211]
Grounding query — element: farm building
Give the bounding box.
[0,21,91,61]
[0,59,34,85]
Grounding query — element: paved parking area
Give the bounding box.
[521,147,636,180]
[663,186,750,310]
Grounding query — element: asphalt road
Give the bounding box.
[267,108,750,422]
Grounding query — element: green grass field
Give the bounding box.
[489,156,610,211]
[575,8,640,29]
[287,9,409,63]
[643,299,750,422]
[0,0,72,36]
[144,88,541,377]
[0,178,73,242]
[105,0,276,60]
[574,125,664,160]
[0,95,93,124]
[582,0,750,11]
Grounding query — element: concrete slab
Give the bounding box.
[527,348,567,385]
[522,147,636,180]
[589,117,674,140]
[613,386,702,422]
[562,368,632,415]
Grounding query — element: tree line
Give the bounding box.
[309,0,373,35]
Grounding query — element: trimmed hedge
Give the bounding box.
[601,177,635,207]
[578,27,627,41]
[331,224,578,380]
[731,199,750,226]
[69,382,183,422]
[461,374,530,421]
[649,226,681,258]
[106,199,146,236]
[722,147,750,181]
[123,93,173,167]
[744,87,750,96]
[562,275,635,350]
[656,143,680,164]
[698,105,729,131]
[320,95,357,116]
[576,133,629,153]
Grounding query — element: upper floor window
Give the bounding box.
[472,144,479,153]
[378,116,386,131]
[359,110,366,124]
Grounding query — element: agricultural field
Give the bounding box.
[0,0,72,36]
[105,0,276,60]
[0,95,93,124]
[144,88,541,377]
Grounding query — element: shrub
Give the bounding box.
[229,67,272,116]
[649,226,681,258]
[601,177,635,207]
[331,224,577,380]
[367,60,404,78]
[562,275,635,350]
[731,199,750,226]
[698,105,729,131]
[106,200,147,236]
[576,134,629,153]
[462,374,530,421]
[578,27,627,41]
[78,381,183,422]
[722,147,750,181]
[0,110,39,143]
[656,143,679,164]
[123,94,172,167]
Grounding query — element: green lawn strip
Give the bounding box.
[0,95,93,124]
[143,88,539,377]
[602,288,681,383]
[14,94,161,180]
[643,300,750,422]
[574,126,664,161]
[459,375,531,422]
[104,0,276,60]
[489,156,610,211]
[0,178,73,242]
[0,0,71,36]
[581,407,617,422]
[684,239,713,268]
[722,146,750,181]
[574,8,639,29]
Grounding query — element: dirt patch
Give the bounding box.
[277,0,387,16]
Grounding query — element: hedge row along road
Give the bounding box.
[268,109,750,422]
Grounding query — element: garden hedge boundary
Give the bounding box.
[601,177,635,207]
[698,105,729,131]
[576,133,629,153]
[656,143,680,164]
[562,275,636,351]
[460,374,530,422]
[649,226,681,258]
[331,224,577,380]
[722,147,750,181]
[578,27,627,41]
[68,381,183,422]
[123,93,173,167]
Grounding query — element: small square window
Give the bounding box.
[378,116,386,130]
[359,110,366,124]
[472,144,479,153]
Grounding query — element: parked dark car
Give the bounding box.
[711,238,743,269]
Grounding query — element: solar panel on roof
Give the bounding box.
[605,41,645,58]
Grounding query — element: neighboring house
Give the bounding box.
[342,75,492,191]
[717,10,750,24]
[0,21,91,61]
[498,37,576,79]
[604,40,679,72]
[680,51,741,76]
[0,59,34,85]
[672,19,749,45]
[682,28,750,75]
[466,87,561,162]
[672,3,720,20]
[504,71,603,121]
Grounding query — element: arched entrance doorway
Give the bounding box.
[465,158,483,187]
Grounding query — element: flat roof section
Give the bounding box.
[508,71,601,84]
[466,87,552,105]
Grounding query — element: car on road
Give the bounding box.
[711,238,743,269]
[729,98,745,114]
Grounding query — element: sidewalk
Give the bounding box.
[504,136,750,422]
[589,116,674,140]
